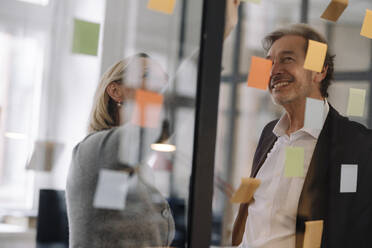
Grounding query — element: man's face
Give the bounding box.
[267,35,320,106]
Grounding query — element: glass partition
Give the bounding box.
[0,0,226,247]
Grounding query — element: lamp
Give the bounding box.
[151,119,176,152]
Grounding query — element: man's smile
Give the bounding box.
[270,75,295,91]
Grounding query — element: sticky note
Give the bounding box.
[346,88,366,117]
[247,56,272,90]
[304,98,324,130]
[361,9,372,39]
[147,0,176,15]
[340,164,358,193]
[72,19,100,56]
[303,220,324,248]
[93,169,129,210]
[132,89,163,128]
[241,0,261,4]
[230,178,261,203]
[284,147,304,177]
[303,40,328,73]
[321,0,348,22]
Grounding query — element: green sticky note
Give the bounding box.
[284,147,304,177]
[347,88,366,117]
[72,19,100,56]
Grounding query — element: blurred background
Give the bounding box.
[0,0,371,247]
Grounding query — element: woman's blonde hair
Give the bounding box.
[88,53,149,133]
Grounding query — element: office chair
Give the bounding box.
[36,189,69,248]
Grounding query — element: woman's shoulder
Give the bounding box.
[75,127,121,151]
[71,127,122,166]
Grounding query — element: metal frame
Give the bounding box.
[186,0,226,246]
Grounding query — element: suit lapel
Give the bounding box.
[250,130,277,177]
[232,121,277,245]
[295,106,338,248]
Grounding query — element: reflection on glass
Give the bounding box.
[66,54,175,247]
[151,120,176,153]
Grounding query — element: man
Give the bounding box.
[232,24,372,248]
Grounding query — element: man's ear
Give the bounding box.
[314,65,328,83]
[106,82,123,103]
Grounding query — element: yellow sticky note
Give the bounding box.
[247,56,272,90]
[361,9,372,39]
[132,89,164,128]
[321,0,348,22]
[303,40,328,73]
[241,0,261,4]
[230,178,261,203]
[284,147,304,177]
[147,0,176,15]
[303,220,324,248]
[346,88,366,117]
[72,19,100,56]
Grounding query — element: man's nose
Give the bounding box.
[270,60,283,76]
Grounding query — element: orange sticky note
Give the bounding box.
[361,9,372,39]
[321,0,348,22]
[303,220,324,248]
[132,90,163,128]
[147,0,176,15]
[247,56,272,90]
[303,40,327,73]
[230,178,261,203]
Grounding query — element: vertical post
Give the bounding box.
[300,0,309,23]
[221,4,243,244]
[187,0,226,246]
[368,40,372,128]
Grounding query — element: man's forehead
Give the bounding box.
[267,35,306,56]
[266,50,295,59]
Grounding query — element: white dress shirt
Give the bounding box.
[239,100,329,248]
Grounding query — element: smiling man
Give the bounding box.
[232,24,372,248]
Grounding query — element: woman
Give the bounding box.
[66,53,175,247]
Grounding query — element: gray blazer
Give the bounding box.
[66,127,175,247]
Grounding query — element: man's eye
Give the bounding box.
[282,57,293,62]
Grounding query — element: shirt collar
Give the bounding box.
[272,98,330,139]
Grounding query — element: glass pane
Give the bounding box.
[66,0,203,248]
[309,1,372,71]
[212,0,372,247]
[1,0,209,247]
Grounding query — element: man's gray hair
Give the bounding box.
[263,23,335,98]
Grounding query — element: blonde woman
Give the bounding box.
[66,53,175,247]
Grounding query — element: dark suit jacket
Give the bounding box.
[232,106,372,247]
